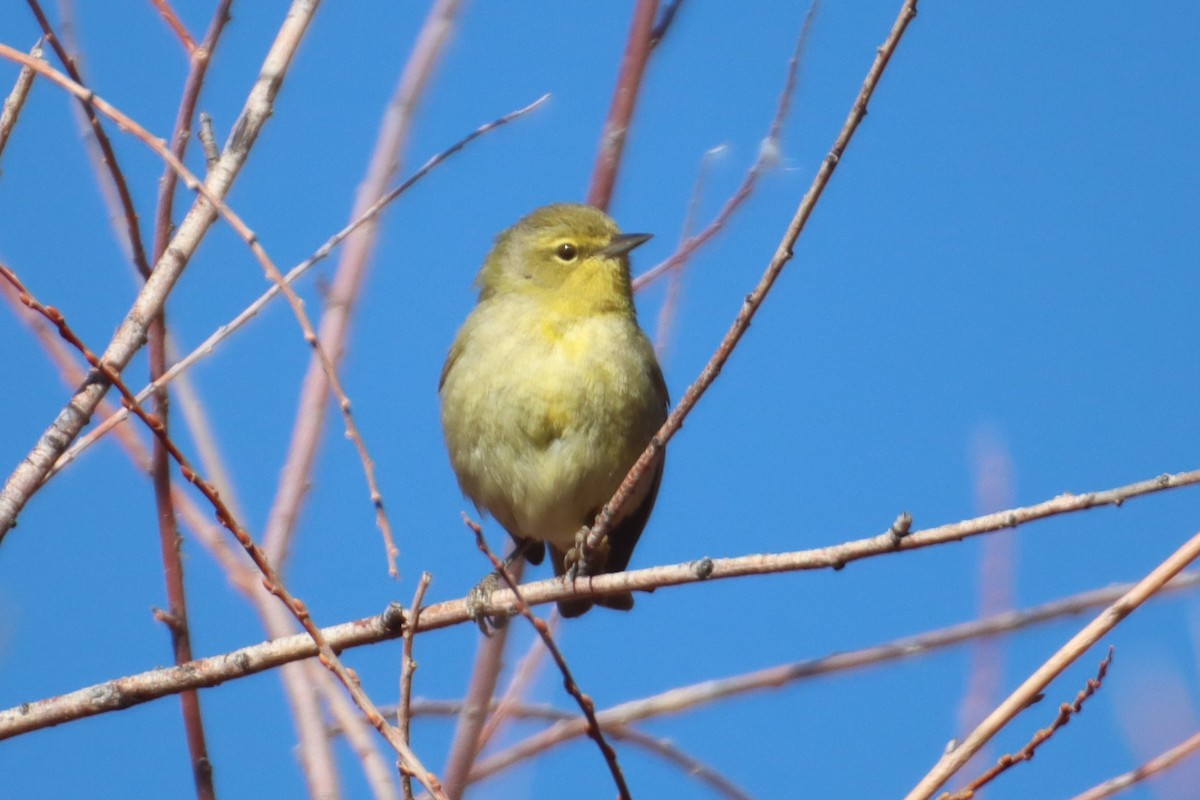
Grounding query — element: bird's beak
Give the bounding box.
[600,232,653,258]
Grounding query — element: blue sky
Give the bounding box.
[0,2,1198,798]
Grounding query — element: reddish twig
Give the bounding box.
[7,559,1199,746]
[143,6,233,796]
[0,40,386,587]
[585,0,916,558]
[399,573,433,800]
[586,0,660,211]
[0,38,41,162]
[440,556,522,800]
[475,610,556,751]
[956,431,1017,776]
[1,277,257,591]
[262,0,466,578]
[49,93,549,478]
[25,0,152,279]
[151,0,233,266]
[649,0,687,47]
[314,657,402,800]
[466,517,632,800]
[610,725,752,800]
[655,144,723,357]
[347,701,752,800]
[0,0,321,541]
[1069,730,1200,800]
[908,526,1200,798]
[5,241,339,795]
[943,648,1114,799]
[148,345,214,800]
[633,1,818,293]
[7,224,219,797]
[0,263,448,799]
[147,0,198,53]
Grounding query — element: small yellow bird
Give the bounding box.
[439,204,668,617]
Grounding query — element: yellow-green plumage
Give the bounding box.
[439,204,668,617]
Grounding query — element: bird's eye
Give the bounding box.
[555,242,578,262]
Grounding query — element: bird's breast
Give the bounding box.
[440,301,664,544]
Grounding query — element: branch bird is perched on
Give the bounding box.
[440,204,668,618]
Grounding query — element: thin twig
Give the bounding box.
[1069,730,1200,800]
[0,38,383,585]
[361,702,751,800]
[955,432,1017,776]
[655,144,723,357]
[943,647,1114,799]
[47,94,550,480]
[4,256,337,797]
[147,0,198,53]
[0,0,322,541]
[8,265,340,798]
[148,334,214,800]
[466,517,632,800]
[399,573,432,800]
[584,0,917,558]
[314,659,401,800]
[0,39,41,163]
[649,0,686,47]
[440,556,522,800]
[586,0,660,210]
[144,6,233,797]
[465,586,1154,784]
[0,263,448,799]
[907,527,1200,799]
[8,560,1198,744]
[152,0,233,268]
[2,275,257,590]
[262,0,466,578]
[633,2,818,292]
[26,0,152,278]
[609,725,752,800]
[475,611,556,751]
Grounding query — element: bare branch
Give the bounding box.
[0,0,322,541]
[468,517,632,800]
[609,725,752,800]
[147,0,198,53]
[399,574,433,800]
[262,0,466,578]
[366,701,752,800]
[144,6,234,795]
[1069,730,1200,800]
[440,558,522,800]
[0,262,447,798]
[586,0,659,210]
[584,0,920,557]
[5,477,1199,741]
[944,648,1114,799]
[0,39,41,163]
[634,1,818,292]
[908,526,1200,798]
[26,0,152,278]
[48,94,550,480]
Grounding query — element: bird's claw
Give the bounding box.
[466,572,509,635]
[564,525,607,582]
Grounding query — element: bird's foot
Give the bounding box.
[564,525,609,582]
[466,572,510,635]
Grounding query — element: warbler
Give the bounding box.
[439,203,668,617]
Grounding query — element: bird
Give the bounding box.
[439,203,668,618]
